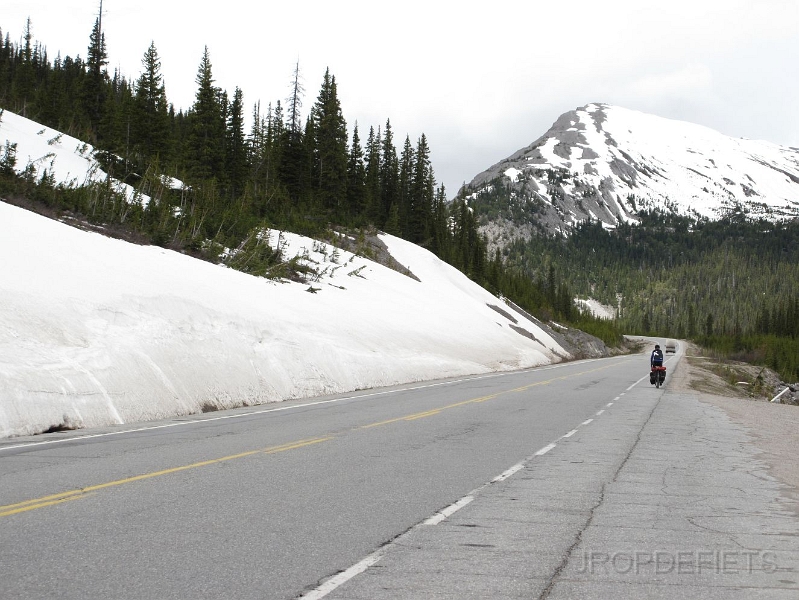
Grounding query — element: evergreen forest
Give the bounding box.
[469,193,799,381]
[0,17,618,347]
[3,16,797,382]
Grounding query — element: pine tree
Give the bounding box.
[429,183,449,257]
[380,119,398,224]
[247,101,268,202]
[363,126,382,224]
[226,87,247,197]
[0,139,18,176]
[99,68,134,166]
[346,122,366,218]
[186,46,225,182]
[84,10,108,140]
[312,68,348,215]
[132,41,170,164]
[280,64,306,203]
[14,18,36,116]
[286,61,304,138]
[397,135,414,237]
[409,133,433,244]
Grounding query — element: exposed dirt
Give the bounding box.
[670,342,799,502]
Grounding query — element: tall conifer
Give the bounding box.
[346,123,366,218]
[312,68,348,215]
[226,87,247,197]
[187,46,225,181]
[409,134,433,243]
[380,119,399,225]
[281,64,306,203]
[364,126,382,224]
[84,11,108,139]
[398,136,414,237]
[133,41,170,163]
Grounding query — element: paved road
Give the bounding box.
[1,351,796,599]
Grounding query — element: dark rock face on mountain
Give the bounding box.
[462,103,799,242]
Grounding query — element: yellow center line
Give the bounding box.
[3,359,633,518]
[404,409,443,421]
[357,360,626,430]
[0,437,331,518]
[0,492,94,517]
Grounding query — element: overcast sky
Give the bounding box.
[4,0,798,196]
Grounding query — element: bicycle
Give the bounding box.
[650,365,666,388]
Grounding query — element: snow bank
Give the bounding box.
[0,109,144,203]
[0,202,567,438]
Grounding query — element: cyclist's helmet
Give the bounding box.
[655,344,660,349]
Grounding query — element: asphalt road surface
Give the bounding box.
[2,350,796,599]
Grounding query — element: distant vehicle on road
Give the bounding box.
[665,341,676,353]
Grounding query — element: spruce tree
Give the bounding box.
[312,68,348,216]
[346,123,366,218]
[226,87,247,197]
[186,46,225,182]
[84,13,108,140]
[14,18,36,116]
[430,183,449,257]
[287,61,304,139]
[280,64,306,203]
[133,41,170,164]
[380,119,398,224]
[409,134,433,244]
[247,101,268,200]
[363,126,382,224]
[397,135,414,237]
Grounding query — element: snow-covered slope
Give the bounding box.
[0,108,178,203]
[464,103,799,237]
[0,201,567,439]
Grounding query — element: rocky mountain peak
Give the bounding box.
[462,103,799,240]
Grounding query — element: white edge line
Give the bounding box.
[607,402,614,407]
[300,552,383,599]
[296,358,643,598]
[1,357,629,453]
[299,371,643,599]
[535,443,556,456]
[581,419,594,426]
[424,496,474,526]
[596,410,605,416]
[492,463,524,483]
[627,373,650,391]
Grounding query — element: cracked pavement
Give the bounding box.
[320,358,799,599]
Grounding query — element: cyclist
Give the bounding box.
[651,344,664,368]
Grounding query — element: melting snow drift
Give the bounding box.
[0,202,567,439]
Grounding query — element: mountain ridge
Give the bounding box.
[462,103,799,239]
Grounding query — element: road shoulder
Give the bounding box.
[669,347,799,506]
[318,354,799,599]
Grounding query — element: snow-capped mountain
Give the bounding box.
[462,103,799,238]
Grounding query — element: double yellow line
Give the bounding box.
[0,437,331,518]
[1,359,628,518]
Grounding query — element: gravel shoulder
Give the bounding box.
[669,343,799,503]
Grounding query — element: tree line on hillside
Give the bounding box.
[0,17,621,346]
[472,192,799,380]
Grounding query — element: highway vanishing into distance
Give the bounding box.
[2,349,797,599]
